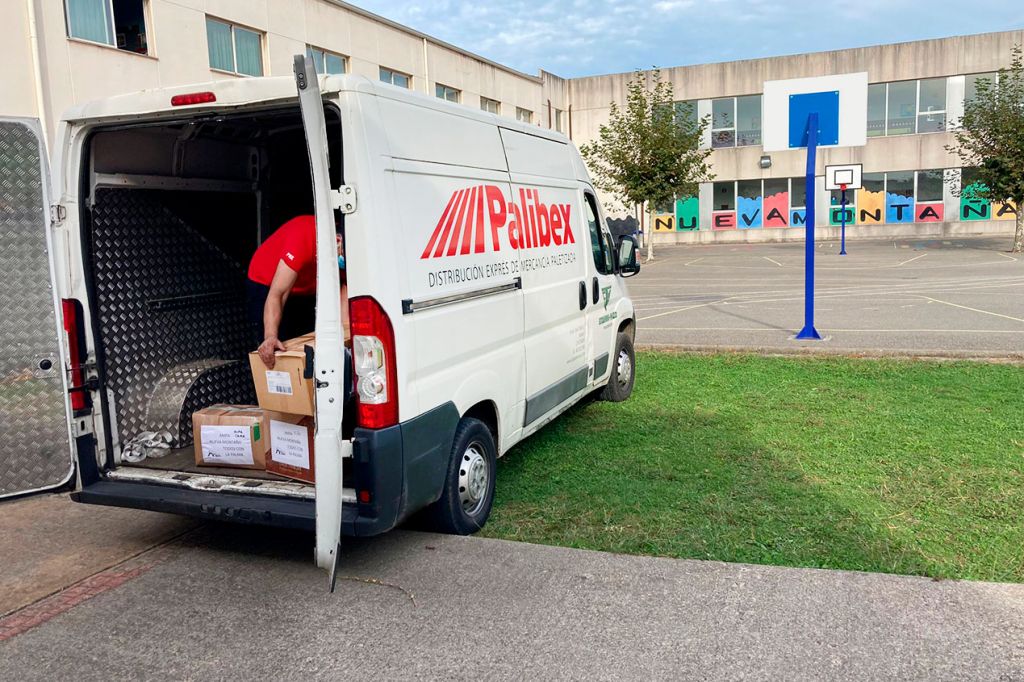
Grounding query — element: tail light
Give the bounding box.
[61,298,90,412]
[170,91,216,106]
[350,297,398,429]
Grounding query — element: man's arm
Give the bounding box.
[258,261,299,368]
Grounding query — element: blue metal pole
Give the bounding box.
[840,188,848,256]
[796,113,822,340]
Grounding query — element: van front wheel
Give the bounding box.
[601,332,636,402]
[426,417,497,535]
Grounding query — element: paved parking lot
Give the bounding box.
[633,236,1024,357]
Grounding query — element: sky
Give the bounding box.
[356,0,1024,78]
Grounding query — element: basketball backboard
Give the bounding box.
[825,164,863,190]
[763,73,868,152]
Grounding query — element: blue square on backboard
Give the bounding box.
[788,91,840,148]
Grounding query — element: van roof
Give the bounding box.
[61,75,569,144]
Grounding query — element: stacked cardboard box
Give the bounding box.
[192,405,276,470]
[190,334,320,483]
[248,333,316,416]
[246,333,319,483]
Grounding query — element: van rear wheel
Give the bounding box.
[426,417,497,535]
[601,332,635,402]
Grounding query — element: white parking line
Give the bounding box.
[916,295,1024,324]
[762,256,785,267]
[637,297,737,322]
[898,253,929,266]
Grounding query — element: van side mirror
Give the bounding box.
[617,236,640,277]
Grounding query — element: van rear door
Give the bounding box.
[294,57,349,586]
[0,118,76,499]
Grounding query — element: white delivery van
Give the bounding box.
[1,57,639,579]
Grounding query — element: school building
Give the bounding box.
[2,2,1019,243]
[568,30,1023,243]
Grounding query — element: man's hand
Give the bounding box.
[258,336,286,369]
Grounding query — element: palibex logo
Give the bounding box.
[421,185,574,259]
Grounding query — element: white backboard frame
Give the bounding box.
[826,164,863,190]
[763,72,869,152]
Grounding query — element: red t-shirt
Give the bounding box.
[248,215,317,295]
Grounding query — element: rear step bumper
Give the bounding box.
[73,480,319,531]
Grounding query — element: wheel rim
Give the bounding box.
[458,442,489,517]
[617,349,632,389]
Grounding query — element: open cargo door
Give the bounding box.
[0,119,75,499]
[294,56,350,587]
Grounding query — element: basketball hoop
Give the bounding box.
[840,183,848,192]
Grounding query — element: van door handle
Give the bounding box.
[578,281,587,310]
[592,276,599,305]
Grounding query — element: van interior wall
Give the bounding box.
[85,110,340,459]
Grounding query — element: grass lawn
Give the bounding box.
[482,352,1024,583]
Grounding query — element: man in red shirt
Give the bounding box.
[247,215,347,369]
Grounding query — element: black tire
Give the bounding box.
[426,417,497,535]
[600,332,636,402]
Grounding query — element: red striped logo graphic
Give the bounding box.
[421,185,574,259]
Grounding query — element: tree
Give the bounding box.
[947,45,1024,253]
[580,69,713,261]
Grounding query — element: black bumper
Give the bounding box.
[72,402,460,537]
[72,479,318,530]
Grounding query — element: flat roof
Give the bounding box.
[566,29,1024,81]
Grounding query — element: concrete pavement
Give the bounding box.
[1,498,1022,679]
[633,236,1024,357]
[0,494,197,615]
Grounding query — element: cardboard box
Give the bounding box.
[266,414,316,484]
[192,405,278,469]
[249,333,316,416]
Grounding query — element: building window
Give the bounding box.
[886,81,917,136]
[917,78,946,133]
[554,108,565,132]
[710,95,762,148]
[965,72,997,105]
[380,67,411,88]
[868,79,948,136]
[916,169,944,203]
[206,18,263,76]
[674,100,698,129]
[711,97,735,148]
[481,97,500,115]
[789,177,807,209]
[867,83,886,137]
[712,181,735,211]
[307,45,346,75]
[516,107,533,124]
[65,0,149,54]
[436,84,460,103]
[736,95,762,146]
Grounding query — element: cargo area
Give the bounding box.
[80,106,349,492]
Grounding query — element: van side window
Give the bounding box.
[584,193,614,275]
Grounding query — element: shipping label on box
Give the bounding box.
[266,415,315,484]
[265,370,294,396]
[199,424,256,466]
[270,420,310,469]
